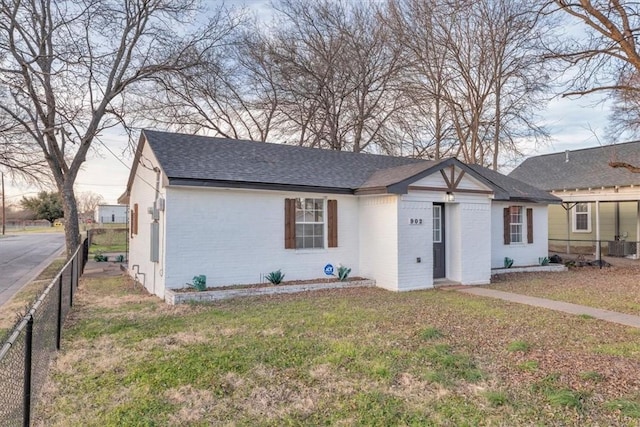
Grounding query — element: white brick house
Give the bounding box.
[119,130,560,300]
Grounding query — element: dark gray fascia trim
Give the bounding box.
[354,186,390,195]
[506,197,561,204]
[168,178,354,195]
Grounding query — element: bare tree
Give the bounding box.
[0,0,233,254]
[246,0,408,153]
[544,1,640,142]
[387,0,551,167]
[135,13,277,141]
[76,191,104,218]
[386,0,457,159]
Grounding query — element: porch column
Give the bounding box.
[636,201,640,259]
[566,205,571,254]
[595,201,601,261]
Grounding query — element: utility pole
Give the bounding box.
[1,172,5,235]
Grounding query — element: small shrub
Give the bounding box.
[115,254,125,263]
[507,340,531,353]
[538,257,550,266]
[93,254,108,262]
[188,275,207,291]
[266,270,285,285]
[504,257,514,268]
[337,265,351,281]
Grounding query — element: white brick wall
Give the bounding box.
[458,202,491,284]
[127,142,167,297]
[491,202,550,269]
[163,187,360,289]
[446,204,463,282]
[358,195,399,290]
[397,196,432,291]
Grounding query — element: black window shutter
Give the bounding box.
[328,200,338,248]
[284,199,296,249]
[527,208,533,244]
[503,207,510,245]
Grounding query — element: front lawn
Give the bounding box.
[489,264,640,316]
[36,275,640,426]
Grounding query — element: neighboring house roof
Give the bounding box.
[509,141,640,191]
[120,130,559,203]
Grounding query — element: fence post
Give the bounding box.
[23,315,34,427]
[70,258,75,307]
[56,274,63,350]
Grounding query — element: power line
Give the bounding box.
[93,134,160,195]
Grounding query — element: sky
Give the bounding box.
[1,0,617,205]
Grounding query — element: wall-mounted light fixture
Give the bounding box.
[445,192,455,202]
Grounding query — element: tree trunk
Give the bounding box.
[61,184,80,258]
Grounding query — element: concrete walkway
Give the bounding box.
[456,287,640,329]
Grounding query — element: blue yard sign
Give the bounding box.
[324,264,334,276]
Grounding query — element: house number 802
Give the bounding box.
[409,218,423,225]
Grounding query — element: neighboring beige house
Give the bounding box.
[509,141,640,258]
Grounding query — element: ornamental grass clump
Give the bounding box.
[188,275,207,291]
[266,270,285,285]
[337,265,351,281]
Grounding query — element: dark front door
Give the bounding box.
[433,203,445,279]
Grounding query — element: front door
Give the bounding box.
[433,203,445,279]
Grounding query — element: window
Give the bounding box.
[509,206,523,243]
[573,203,591,232]
[503,206,534,245]
[296,198,325,249]
[285,198,337,249]
[433,205,442,243]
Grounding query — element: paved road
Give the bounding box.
[0,233,65,307]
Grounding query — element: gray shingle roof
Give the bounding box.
[131,129,557,203]
[143,130,425,191]
[466,164,561,204]
[509,141,640,191]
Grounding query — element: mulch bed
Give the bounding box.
[173,277,368,293]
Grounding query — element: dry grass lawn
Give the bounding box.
[489,261,640,316]
[34,270,640,426]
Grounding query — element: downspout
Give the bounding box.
[152,167,160,296]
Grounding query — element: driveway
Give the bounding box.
[0,232,65,307]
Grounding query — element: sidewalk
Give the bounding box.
[454,287,640,329]
[83,260,125,278]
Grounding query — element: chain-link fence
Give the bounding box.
[0,239,88,427]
